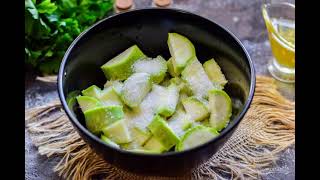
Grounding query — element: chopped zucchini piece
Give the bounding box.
[101,45,146,80]
[176,125,219,151]
[120,73,152,108]
[102,119,132,144]
[101,135,120,148]
[203,58,228,88]
[84,105,124,135]
[66,90,81,110]
[121,140,143,151]
[201,119,211,127]
[156,83,179,117]
[167,57,179,77]
[76,96,102,112]
[167,109,193,137]
[131,127,152,146]
[129,148,161,154]
[182,97,210,122]
[99,87,123,106]
[147,115,180,151]
[143,136,167,153]
[81,85,101,98]
[159,73,171,87]
[167,33,196,75]
[104,80,124,95]
[169,77,193,95]
[208,89,232,131]
[132,55,167,84]
[181,58,214,99]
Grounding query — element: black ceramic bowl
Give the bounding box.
[58,8,255,176]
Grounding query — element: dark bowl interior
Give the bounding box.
[58,8,255,176]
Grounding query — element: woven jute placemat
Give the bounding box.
[25,76,295,180]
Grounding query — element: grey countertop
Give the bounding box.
[25,0,295,179]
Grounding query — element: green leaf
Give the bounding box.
[25,0,51,38]
[80,0,93,6]
[25,49,42,66]
[60,0,77,9]
[37,0,57,14]
[25,0,39,20]
[44,50,53,57]
[46,13,59,23]
[39,59,61,74]
[25,0,115,74]
[60,18,81,35]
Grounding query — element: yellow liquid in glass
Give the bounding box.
[264,17,295,68]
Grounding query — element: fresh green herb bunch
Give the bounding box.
[25,0,114,75]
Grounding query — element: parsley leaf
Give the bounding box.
[25,0,114,75]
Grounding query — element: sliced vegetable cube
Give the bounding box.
[167,57,179,77]
[131,127,152,146]
[81,85,101,98]
[147,115,180,151]
[167,109,193,137]
[66,90,81,110]
[99,87,123,106]
[208,89,232,131]
[102,119,132,144]
[101,135,120,148]
[169,77,193,96]
[132,55,167,84]
[176,125,219,151]
[104,80,124,95]
[203,58,228,88]
[120,73,152,108]
[143,136,167,153]
[76,96,102,112]
[156,83,179,117]
[167,33,196,75]
[101,45,146,80]
[182,97,210,122]
[181,57,214,99]
[84,105,124,135]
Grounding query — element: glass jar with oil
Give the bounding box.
[262,2,295,83]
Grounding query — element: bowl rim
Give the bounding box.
[58,8,256,157]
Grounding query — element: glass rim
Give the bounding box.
[262,2,295,9]
[261,2,295,50]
